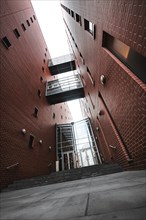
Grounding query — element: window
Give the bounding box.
[42,66,44,72]
[33,107,38,117]
[71,10,74,18]
[87,67,90,73]
[44,53,47,57]
[30,17,33,23]
[33,15,36,20]
[89,22,93,33]
[21,23,26,31]
[88,92,95,109]
[76,13,80,22]
[76,13,82,26]
[43,59,45,63]
[1,36,11,49]
[61,115,63,119]
[40,76,43,82]
[84,19,88,30]
[87,67,95,86]
[102,31,146,83]
[53,113,55,119]
[81,76,86,86]
[75,43,78,48]
[80,52,85,64]
[29,134,35,148]
[81,57,85,64]
[13,28,20,38]
[84,19,96,39]
[38,89,41,97]
[26,20,30,26]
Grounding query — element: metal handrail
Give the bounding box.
[48,163,52,167]
[58,141,96,149]
[57,138,95,144]
[47,79,80,86]
[6,163,19,170]
[47,83,81,90]
[109,145,117,149]
[98,92,133,162]
[47,75,79,84]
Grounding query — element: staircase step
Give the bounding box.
[2,163,123,192]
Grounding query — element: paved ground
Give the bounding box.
[0,170,146,220]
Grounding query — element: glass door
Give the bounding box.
[63,151,75,170]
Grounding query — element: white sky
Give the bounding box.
[31,0,70,58]
[31,0,83,122]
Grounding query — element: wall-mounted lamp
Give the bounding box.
[100,75,106,85]
[49,146,52,150]
[39,140,43,145]
[96,127,99,131]
[21,128,26,135]
[95,136,98,139]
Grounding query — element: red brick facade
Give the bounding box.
[61,0,146,170]
[0,0,72,188]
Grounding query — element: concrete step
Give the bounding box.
[13,163,122,182]
[2,163,123,192]
[9,166,122,187]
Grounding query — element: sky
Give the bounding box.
[31,0,83,122]
[31,0,70,58]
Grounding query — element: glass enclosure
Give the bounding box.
[56,118,102,171]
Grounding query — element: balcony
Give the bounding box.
[48,54,76,75]
[46,73,84,104]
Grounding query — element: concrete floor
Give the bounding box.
[0,170,146,220]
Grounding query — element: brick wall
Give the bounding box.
[61,0,146,170]
[0,0,72,189]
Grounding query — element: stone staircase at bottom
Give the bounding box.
[3,163,123,191]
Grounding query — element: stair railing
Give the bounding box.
[6,162,19,170]
[48,163,52,167]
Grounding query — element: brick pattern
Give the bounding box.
[0,0,72,189]
[61,0,146,170]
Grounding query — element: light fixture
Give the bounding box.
[39,140,43,145]
[96,127,99,131]
[21,128,26,135]
[49,146,52,150]
[100,75,106,85]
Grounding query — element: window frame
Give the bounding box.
[84,19,96,39]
